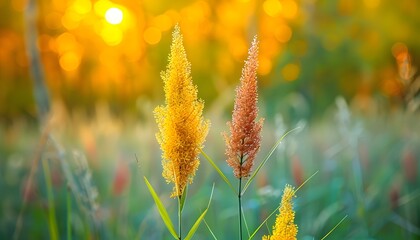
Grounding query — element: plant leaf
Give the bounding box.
[249,204,280,239]
[184,183,215,240]
[200,149,237,195]
[203,219,218,240]
[179,184,188,213]
[320,215,348,240]
[42,159,59,240]
[242,127,299,195]
[143,177,178,239]
[295,170,319,193]
[184,209,208,240]
[242,206,250,238]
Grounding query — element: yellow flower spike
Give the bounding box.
[154,24,210,198]
[263,184,298,240]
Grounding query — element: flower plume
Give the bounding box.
[154,25,210,198]
[263,185,298,240]
[224,36,264,178]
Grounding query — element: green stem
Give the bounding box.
[178,195,182,240]
[238,176,242,240]
[238,154,244,240]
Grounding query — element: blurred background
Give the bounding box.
[1,0,419,119]
[1,0,420,239]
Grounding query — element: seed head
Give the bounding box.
[263,185,298,240]
[154,25,210,197]
[224,36,264,178]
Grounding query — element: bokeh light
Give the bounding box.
[263,0,282,17]
[101,25,123,45]
[105,7,123,25]
[143,27,162,45]
[59,51,81,71]
[0,0,419,118]
[281,63,300,82]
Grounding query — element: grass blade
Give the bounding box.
[184,209,208,240]
[143,177,178,239]
[242,206,250,238]
[249,204,281,239]
[242,127,299,195]
[203,219,218,240]
[42,159,59,240]
[295,170,319,193]
[320,215,348,240]
[180,184,188,213]
[184,183,215,240]
[200,149,237,195]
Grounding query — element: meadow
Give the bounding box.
[1,0,420,239]
[1,95,419,239]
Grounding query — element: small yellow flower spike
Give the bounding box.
[154,24,210,198]
[263,185,298,240]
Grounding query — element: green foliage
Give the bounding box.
[144,177,178,239]
[0,103,419,239]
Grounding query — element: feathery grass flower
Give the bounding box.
[224,36,264,178]
[263,185,298,240]
[154,25,210,198]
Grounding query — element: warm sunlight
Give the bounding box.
[105,7,123,25]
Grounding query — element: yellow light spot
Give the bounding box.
[94,0,111,15]
[263,0,282,17]
[59,52,81,71]
[281,63,300,82]
[105,7,123,25]
[165,10,181,24]
[143,27,162,45]
[275,24,292,43]
[153,14,173,31]
[61,10,82,30]
[260,39,280,58]
[229,37,247,60]
[258,57,272,76]
[282,0,298,19]
[73,0,92,15]
[101,25,123,45]
[56,33,77,55]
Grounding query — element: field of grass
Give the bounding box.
[2,0,420,239]
[1,97,419,240]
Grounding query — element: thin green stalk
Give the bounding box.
[203,219,217,240]
[320,215,348,240]
[241,206,250,238]
[67,188,72,240]
[178,195,182,240]
[238,176,242,240]
[238,155,244,240]
[42,159,59,240]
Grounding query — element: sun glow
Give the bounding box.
[105,7,123,25]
